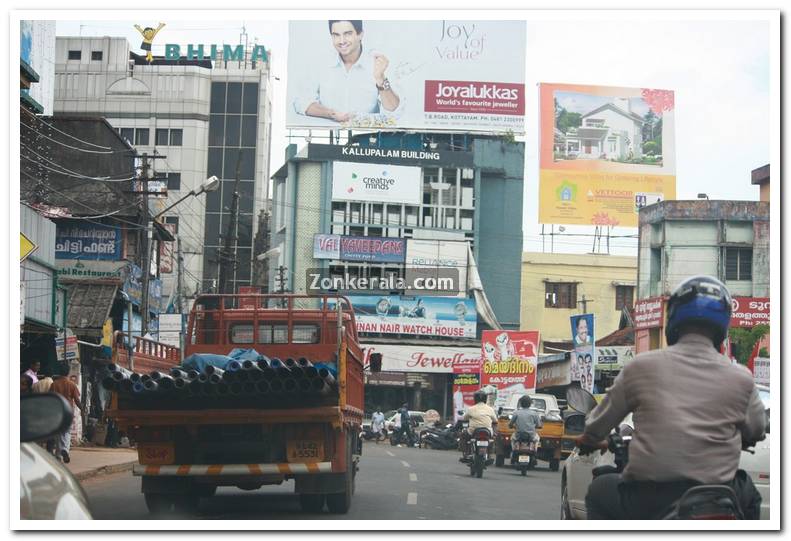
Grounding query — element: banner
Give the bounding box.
[571,314,596,393]
[340,295,476,338]
[158,223,177,274]
[481,330,539,410]
[753,357,769,387]
[595,346,634,371]
[55,220,122,261]
[538,83,676,227]
[633,297,666,329]
[332,161,422,204]
[314,234,406,263]
[536,359,572,388]
[287,20,526,134]
[157,313,183,348]
[313,234,341,259]
[730,297,770,328]
[362,343,481,373]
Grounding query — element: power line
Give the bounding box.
[21,107,114,150]
[21,146,137,181]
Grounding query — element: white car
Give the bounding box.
[561,386,770,520]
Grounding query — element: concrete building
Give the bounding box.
[635,199,770,353]
[520,252,638,347]
[752,164,769,202]
[53,36,272,302]
[269,132,524,414]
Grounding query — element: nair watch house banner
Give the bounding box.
[538,82,677,227]
[287,20,525,133]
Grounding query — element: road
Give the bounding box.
[81,441,562,520]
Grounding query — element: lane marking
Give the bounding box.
[401,460,410,468]
[386,451,395,457]
[409,473,417,482]
[407,492,418,505]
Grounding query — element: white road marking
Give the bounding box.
[401,460,410,468]
[386,451,395,457]
[409,473,417,482]
[407,492,418,505]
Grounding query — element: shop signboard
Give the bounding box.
[730,297,770,328]
[314,234,406,263]
[362,343,480,374]
[307,143,475,168]
[480,330,540,410]
[339,295,476,338]
[55,220,122,261]
[536,359,571,389]
[595,346,634,371]
[332,161,422,204]
[405,239,469,297]
[538,83,676,227]
[753,357,770,387]
[633,297,665,329]
[287,20,526,134]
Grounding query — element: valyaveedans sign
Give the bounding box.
[287,20,525,133]
[313,234,406,263]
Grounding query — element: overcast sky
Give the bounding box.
[54,12,774,256]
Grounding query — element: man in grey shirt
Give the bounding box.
[509,395,543,442]
[578,276,766,519]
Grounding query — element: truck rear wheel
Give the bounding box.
[299,493,326,513]
[326,442,355,514]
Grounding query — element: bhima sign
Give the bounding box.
[164,43,268,61]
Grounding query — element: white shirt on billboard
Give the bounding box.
[293,48,401,117]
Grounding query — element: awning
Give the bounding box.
[66,283,118,336]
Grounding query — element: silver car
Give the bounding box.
[20,393,92,520]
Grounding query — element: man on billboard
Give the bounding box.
[573,315,592,346]
[293,20,401,123]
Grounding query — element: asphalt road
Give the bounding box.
[81,441,562,520]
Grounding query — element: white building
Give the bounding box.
[562,98,644,161]
[53,36,272,303]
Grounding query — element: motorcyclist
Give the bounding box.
[462,390,498,456]
[509,395,542,444]
[396,403,415,446]
[577,276,766,519]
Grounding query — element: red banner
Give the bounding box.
[481,330,539,410]
[730,297,770,328]
[633,297,666,329]
[424,80,525,116]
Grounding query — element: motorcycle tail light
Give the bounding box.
[476,432,489,441]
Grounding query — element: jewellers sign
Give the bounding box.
[362,344,481,373]
[308,144,474,168]
[332,161,422,204]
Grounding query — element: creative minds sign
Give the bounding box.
[332,161,422,204]
[481,330,539,410]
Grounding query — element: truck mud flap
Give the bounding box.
[134,462,333,476]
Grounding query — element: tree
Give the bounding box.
[642,110,658,142]
[643,141,659,156]
[728,325,769,365]
[557,110,582,134]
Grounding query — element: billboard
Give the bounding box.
[55,221,122,261]
[481,330,540,410]
[730,297,770,328]
[570,314,596,393]
[332,161,422,204]
[313,234,406,263]
[406,239,469,297]
[539,83,676,227]
[362,343,480,373]
[287,20,526,133]
[633,296,666,329]
[338,295,477,338]
[20,21,56,115]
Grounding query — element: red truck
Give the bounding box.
[107,294,365,515]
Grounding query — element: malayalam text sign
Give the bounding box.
[481,330,539,409]
[634,297,666,329]
[730,297,770,328]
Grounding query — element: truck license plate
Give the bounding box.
[138,444,175,465]
[287,440,324,462]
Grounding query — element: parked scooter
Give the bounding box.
[390,426,418,447]
[420,421,463,450]
[360,425,387,442]
[511,432,538,476]
[566,386,754,520]
[460,427,494,478]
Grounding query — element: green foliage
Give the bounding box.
[556,110,582,134]
[729,325,769,365]
[501,130,516,144]
[643,141,659,155]
[759,348,769,358]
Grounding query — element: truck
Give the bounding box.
[106,294,365,515]
[493,393,564,472]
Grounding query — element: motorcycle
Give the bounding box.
[390,426,418,447]
[460,427,494,478]
[566,386,753,520]
[420,422,463,450]
[360,425,387,442]
[511,431,538,476]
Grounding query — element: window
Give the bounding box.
[229,323,254,344]
[166,172,181,191]
[615,285,635,311]
[156,128,169,146]
[258,323,288,344]
[725,248,752,281]
[169,129,183,146]
[68,50,81,60]
[134,128,149,146]
[545,282,577,309]
[91,51,103,61]
[119,128,134,143]
[292,324,320,344]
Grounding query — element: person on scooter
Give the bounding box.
[577,276,766,519]
[462,391,498,456]
[509,395,543,444]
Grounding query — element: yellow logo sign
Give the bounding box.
[20,233,37,262]
[134,23,166,63]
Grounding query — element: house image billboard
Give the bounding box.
[287,20,526,134]
[538,83,676,227]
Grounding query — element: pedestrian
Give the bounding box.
[23,360,41,385]
[31,376,54,394]
[49,375,82,463]
[371,407,385,442]
[398,403,416,446]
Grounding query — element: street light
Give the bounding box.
[154,176,220,220]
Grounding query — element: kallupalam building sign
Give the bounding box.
[307,144,474,168]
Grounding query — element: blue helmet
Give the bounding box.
[665,276,732,347]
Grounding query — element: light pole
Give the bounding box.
[140,176,220,335]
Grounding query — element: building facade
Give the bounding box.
[520,251,638,347]
[53,36,272,302]
[269,133,524,415]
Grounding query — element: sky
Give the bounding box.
[53,12,774,257]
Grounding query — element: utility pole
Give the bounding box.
[137,152,166,336]
[275,265,288,308]
[578,294,594,314]
[176,237,184,313]
[217,151,242,295]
